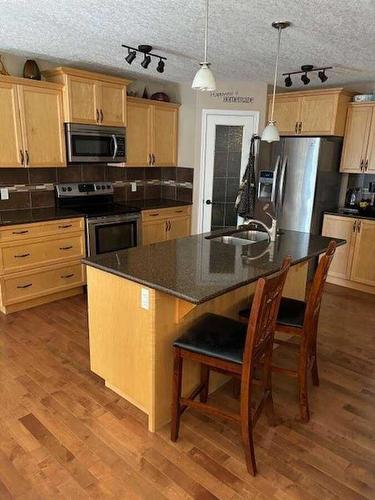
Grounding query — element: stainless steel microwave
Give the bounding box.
[65,123,126,163]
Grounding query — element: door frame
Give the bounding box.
[197,109,259,233]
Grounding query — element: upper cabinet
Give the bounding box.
[127,97,179,167]
[340,103,375,173]
[0,76,66,168]
[43,67,130,127]
[268,88,353,136]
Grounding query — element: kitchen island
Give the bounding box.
[83,230,344,431]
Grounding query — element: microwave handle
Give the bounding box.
[111,135,118,159]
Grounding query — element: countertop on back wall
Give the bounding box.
[325,208,375,220]
[0,199,192,227]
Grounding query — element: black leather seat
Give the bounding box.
[173,313,247,364]
[239,297,306,328]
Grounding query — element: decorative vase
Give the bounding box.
[23,60,41,80]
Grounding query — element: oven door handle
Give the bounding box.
[111,135,118,159]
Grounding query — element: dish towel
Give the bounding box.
[235,134,258,219]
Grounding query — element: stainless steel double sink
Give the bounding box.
[208,229,270,246]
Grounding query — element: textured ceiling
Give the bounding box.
[1,0,375,87]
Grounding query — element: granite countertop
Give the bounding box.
[127,199,192,210]
[325,208,375,220]
[0,207,85,226]
[83,230,345,305]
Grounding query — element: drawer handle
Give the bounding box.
[12,230,29,235]
[14,253,30,258]
[16,283,32,289]
[149,213,160,217]
[59,246,73,250]
[61,273,74,279]
[175,210,183,213]
[58,224,73,229]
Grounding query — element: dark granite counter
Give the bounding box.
[325,208,375,221]
[128,199,192,210]
[0,207,85,226]
[83,230,345,304]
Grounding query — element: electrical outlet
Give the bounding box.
[141,288,149,310]
[131,182,137,192]
[0,188,9,200]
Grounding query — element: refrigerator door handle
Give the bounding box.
[270,155,280,203]
[277,156,288,214]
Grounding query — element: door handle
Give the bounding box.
[295,122,298,134]
[59,245,73,250]
[298,122,302,134]
[364,159,368,172]
[100,109,104,123]
[148,153,151,165]
[111,134,118,159]
[357,221,361,233]
[165,221,169,231]
[360,159,364,172]
[19,149,24,166]
[352,220,357,232]
[58,224,72,229]
[25,150,29,166]
[14,253,30,258]
[152,154,156,165]
[12,230,28,235]
[16,283,32,289]
[96,109,99,123]
[206,200,213,205]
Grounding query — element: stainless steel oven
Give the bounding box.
[65,123,126,163]
[86,213,139,257]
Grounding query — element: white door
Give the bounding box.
[199,110,259,233]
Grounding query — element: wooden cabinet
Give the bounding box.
[127,97,179,167]
[0,76,66,168]
[141,205,191,245]
[322,214,375,294]
[268,88,352,137]
[43,67,130,127]
[340,103,375,173]
[0,218,86,314]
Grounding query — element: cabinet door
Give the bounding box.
[300,94,337,135]
[340,106,372,173]
[18,85,66,168]
[99,82,126,127]
[0,82,24,167]
[127,100,152,166]
[68,76,98,124]
[321,215,355,280]
[350,219,375,286]
[142,220,167,245]
[152,105,178,166]
[365,108,375,172]
[270,96,301,135]
[167,216,191,241]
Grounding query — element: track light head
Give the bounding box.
[125,50,136,65]
[301,72,310,85]
[141,54,151,69]
[284,75,292,87]
[318,70,328,83]
[157,59,165,73]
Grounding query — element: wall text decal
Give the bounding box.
[210,90,254,104]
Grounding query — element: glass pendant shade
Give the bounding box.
[192,63,216,91]
[261,121,280,143]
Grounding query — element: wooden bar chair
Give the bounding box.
[239,241,337,422]
[170,257,291,476]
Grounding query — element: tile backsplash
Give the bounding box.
[0,165,193,211]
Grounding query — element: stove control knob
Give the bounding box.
[96,185,101,190]
[62,187,66,192]
[67,187,72,192]
[107,184,111,189]
[102,185,106,189]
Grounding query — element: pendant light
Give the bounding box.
[192,0,216,91]
[261,21,290,143]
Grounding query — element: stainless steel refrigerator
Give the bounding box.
[255,137,342,235]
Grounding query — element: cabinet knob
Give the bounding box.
[298,122,302,134]
[364,159,368,172]
[152,154,156,165]
[357,221,361,233]
[360,159,364,172]
[295,122,298,134]
[352,221,357,232]
[25,150,29,166]
[96,109,99,123]
[100,109,104,123]
[19,149,24,166]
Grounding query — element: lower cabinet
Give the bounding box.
[0,218,86,314]
[322,214,375,293]
[141,206,191,245]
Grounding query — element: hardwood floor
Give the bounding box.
[0,284,374,499]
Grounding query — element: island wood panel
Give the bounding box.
[86,260,308,431]
[0,81,24,167]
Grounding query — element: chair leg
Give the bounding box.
[263,346,278,427]
[298,359,310,423]
[171,349,183,442]
[311,343,320,387]
[240,397,257,476]
[200,364,210,403]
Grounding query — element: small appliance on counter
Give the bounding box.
[55,182,139,257]
[65,124,126,163]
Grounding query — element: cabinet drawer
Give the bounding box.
[0,234,85,273]
[2,262,84,305]
[142,205,191,221]
[0,218,84,243]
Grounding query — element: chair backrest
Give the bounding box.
[242,256,292,370]
[303,240,337,351]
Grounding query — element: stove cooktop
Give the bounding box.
[71,203,141,218]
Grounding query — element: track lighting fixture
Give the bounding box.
[157,59,165,73]
[318,69,328,83]
[125,49,136,65]
[282,65,332,87]
[301,72,310,85]
[284,74,292,87]
[121,44,167,73]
